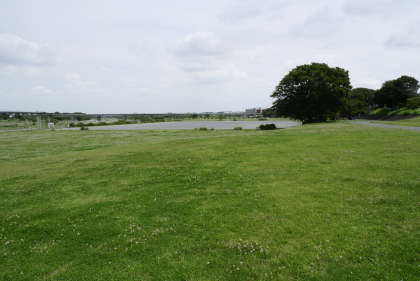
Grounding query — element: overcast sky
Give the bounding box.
[1,0,419,113]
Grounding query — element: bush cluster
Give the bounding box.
[258,124,276,130]
[258,118,268,121]
[199,127,208,130]
[406,97,420,110]
[232,118,238,121]
[80,126,89,130]
[234,126,243,130]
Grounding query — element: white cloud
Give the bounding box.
[250,77,273,86]
[0,64,40,75]
[193,65,247,81]
[0,33,60,66]
[30,86,56,94]
[64,73,96,88]
[118,76,134,82]
[354,79,381,88]
[169,32,230,58]
[135,87,158,93]
[218,0,290,24]
[65,73,80,80]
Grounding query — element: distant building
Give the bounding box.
[245,107,262,114]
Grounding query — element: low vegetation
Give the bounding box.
[369,116,420,127]
[0,124,419,280]
[258,124,277,130]
[369,108,420,116]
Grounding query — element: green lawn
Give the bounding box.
[1,124,419,280]
[368,116,420,127]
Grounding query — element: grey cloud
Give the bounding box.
[342,0,418,17]
[290,8,344,41]
[384,23,420,48]
[0,33,61,66]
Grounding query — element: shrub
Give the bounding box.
[80,126,89,130]
[199,127,208,130]
[406,97,420,110]
[114,122,119,125]
[258,124,276,130]
[87,122,95,126]
[126,121,132,124]
[234,126,243,130]
[194,128,198,130]
[232,118,238,121]
[69,122,75,127]
[259,118,268,121]
[211,128,214,130]
[51,128,56,131]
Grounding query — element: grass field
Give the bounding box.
[368,116,420,127]
[1,124,419,280]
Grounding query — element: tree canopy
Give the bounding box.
[374,75,419,109]
[341,87,376,118]
[270,63,351,122]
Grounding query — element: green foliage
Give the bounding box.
[258,124,276,130]
[233,126,243,130]
[342,88,370,118]
[262,108,277,117]
[199,127,208,130]
[191,114,198,119]
[374,75,419,109]
[271,63,351,122]
[406,97,420,110]
[0,113,10,120]
[232,118,238,121]
[211,128,214,130]
[217,114,225,121]
[14,114,25,122]
[80,126,89,130]
[69,122,75,127]
[258,118,268,121]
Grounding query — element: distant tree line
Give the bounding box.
[270,62,419,123]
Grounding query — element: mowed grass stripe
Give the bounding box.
[0,124,419,280]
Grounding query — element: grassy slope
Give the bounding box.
[0,125,419,280]
[369,108,420,116]
[368,116,420,127]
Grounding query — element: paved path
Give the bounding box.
[88,120,301,130]
[351,121,420,131]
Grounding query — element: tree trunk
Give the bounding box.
[316,115,319,123]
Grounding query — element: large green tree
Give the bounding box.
[342,87,377,118]
[271,63,351,122]
[374,75,419,109]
